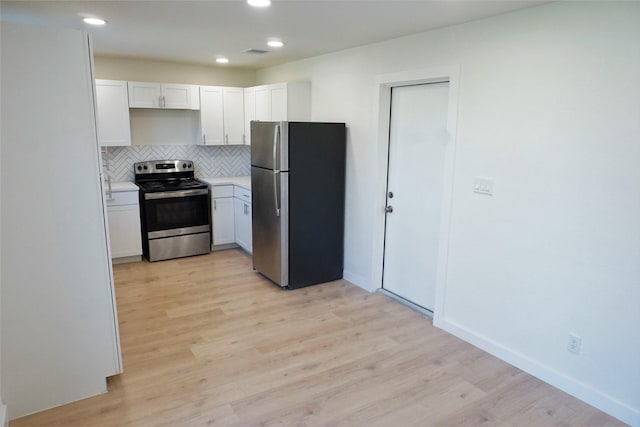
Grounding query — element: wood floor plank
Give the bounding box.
[9,250,626,427]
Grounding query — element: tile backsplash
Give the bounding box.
[104,145,250,182]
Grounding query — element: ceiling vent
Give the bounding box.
[243,48,268,55]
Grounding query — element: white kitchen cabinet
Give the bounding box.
[254,85,271,121]
[163,83,200,109]
[234,186,252,253]
[223,87,245,145]
[106,189,142,261]
[199,86,224,145]
[244,82,310,144]
[95,79,131,146]
[211,185,235,246]
[128,81,200,110]
[200,86,245,146]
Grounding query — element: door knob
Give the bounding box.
[385,206,393,213]
[388,191,394,198]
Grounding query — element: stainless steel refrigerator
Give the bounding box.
[251,121,346,289]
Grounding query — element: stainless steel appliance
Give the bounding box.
[135,160,210,261]
[251,121,346,289]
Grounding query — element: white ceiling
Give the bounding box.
[1,0,549,69]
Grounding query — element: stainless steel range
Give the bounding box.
[135,160,210,262]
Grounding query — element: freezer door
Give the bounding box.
[251,166,289,286]
[250,121,289,171]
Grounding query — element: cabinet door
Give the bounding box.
[244,87,255,146]
[107,204,142,258]
[199,86,225,145]
[269,83,287,122]
[128,81,161,108]
[212,197,235,245]
[162,83,199,110]
[95,80,131,146]
[254,85,270,121]
[245,202,253,254]
[234,198,252,253]
[223,87,245,145]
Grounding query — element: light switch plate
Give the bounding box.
[473,177,494,196]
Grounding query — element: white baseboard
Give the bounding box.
[342,270,370,291]
[435,317,640,427]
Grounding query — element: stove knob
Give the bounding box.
[183,163,187,169]
[143,165,148,170]
[137,165,142,171]
[189,163,193,168]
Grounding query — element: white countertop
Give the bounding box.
[107,181,139,192]
[201,176,250,190]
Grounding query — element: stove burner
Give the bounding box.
[134,160,207,193]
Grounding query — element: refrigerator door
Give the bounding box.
[250,121,289,171]
[251,166,289,287]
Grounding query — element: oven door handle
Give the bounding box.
[144,188,209,200]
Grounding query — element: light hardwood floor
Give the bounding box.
[12,249,625,426]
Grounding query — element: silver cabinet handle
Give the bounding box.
[214,199,217,210]
[225,134,229,145]
[385,205,393,213]
[203,133,207,144]
[243,134,246,145]
[162,95,166,108]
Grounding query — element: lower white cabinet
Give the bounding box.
[210,183,252,252]
[234,197,252,253]
[106,190,142,260]
[211,185,236,246]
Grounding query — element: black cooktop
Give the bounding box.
[136,178,208,193]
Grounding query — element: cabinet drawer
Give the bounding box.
[106,190,139,207]
[211,185,234,198]
[234,186,251,201]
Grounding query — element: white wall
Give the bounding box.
[95,56,256,87]
[257,2,640,425]
[2,23,121,419]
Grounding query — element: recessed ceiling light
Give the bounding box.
[267,40,284,48]
[216,57,229,64]
[248,0,271,7]
[83,17,106,26]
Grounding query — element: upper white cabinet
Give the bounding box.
[199,86,245,146]
[163,83,200,109]
[199,86,224,145]
[95,79,131,146]
[244,82,311,145]
[128,81,200,110]
[254,85,271,121]
[223,87,245,145]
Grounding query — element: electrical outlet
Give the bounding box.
[567,333,582,354]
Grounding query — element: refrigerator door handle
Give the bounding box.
[272,124,280,172]
[273,170,280,217]
[273,124,281,217]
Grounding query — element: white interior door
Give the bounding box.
[382,82,450,311]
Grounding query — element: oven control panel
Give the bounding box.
[134,160,194,174]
